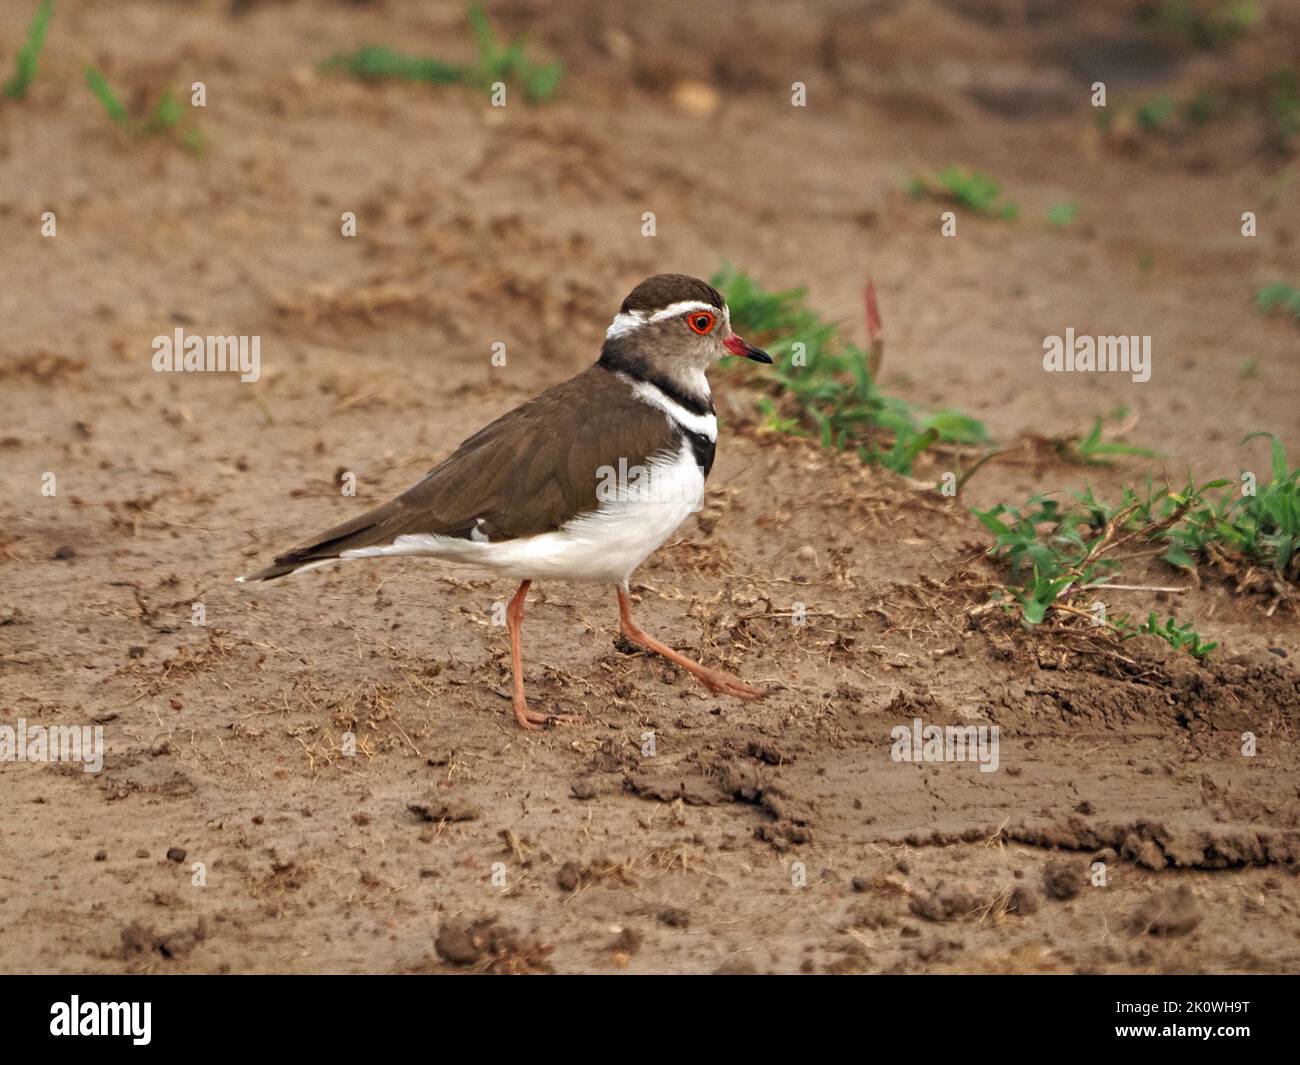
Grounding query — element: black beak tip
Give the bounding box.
[725,335,773,364]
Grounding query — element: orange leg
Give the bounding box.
[505,581,578,731]
[616,585,767,700]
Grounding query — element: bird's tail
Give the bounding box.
[236,557,321,583]
[236,518,382,585]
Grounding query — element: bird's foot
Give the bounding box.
[514,702,581,731]
[693,667,769,701]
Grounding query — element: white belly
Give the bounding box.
[339,447,704,584]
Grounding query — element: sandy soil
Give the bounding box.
[2,0,1298,974]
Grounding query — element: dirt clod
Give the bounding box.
[407,800,481,823]
[1042,859,1086,901]
[433,916,553,974]
[1129,887,1203,937]
[910,884,983,922]
[1008,885,1040,916]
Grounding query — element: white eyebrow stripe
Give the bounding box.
[646,300,719,323]
[604,300,728,339]
[620,374,717,441]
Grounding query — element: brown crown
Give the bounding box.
[620,274,725,316]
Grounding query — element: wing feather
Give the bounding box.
[240,366,680,580]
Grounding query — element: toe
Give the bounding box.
[513,706,543,730]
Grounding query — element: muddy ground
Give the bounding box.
[2,0,1299,974]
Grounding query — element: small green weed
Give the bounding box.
[1056,416,1159,467]
[909,166,1018,220]
[3,0,54,101]
[1258,283,1300,324]
[1141,0,1261,51]
[320,46,461,86]
[85,67,204,152]
[1047,200,1079,227]
[322,3,561,104]
[974,434,1299,654]
[714,266,989,477]
[1125,611,1218,659]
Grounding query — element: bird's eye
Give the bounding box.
[687,311,715,335]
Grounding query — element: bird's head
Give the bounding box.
[599,274,771,403]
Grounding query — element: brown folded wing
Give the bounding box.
[243,365,679,580]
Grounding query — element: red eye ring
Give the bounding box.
[687,311,716,335]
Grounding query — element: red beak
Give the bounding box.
[724,333,773,363]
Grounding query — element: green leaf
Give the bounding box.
[1047,200,1079,227]
[150,89,183,130]
[2,0,55,101]
[973,508,1011,537]
[85,65,131,129]
[923,410,990,444]
[321,45,464,84]
[1021,597,1049,624]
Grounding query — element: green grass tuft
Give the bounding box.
[320,45,463,86]
[84,65,131,129]
[464,1,562,102]
[974,434,1300,652]
[1257,282,1300,323]
[1047,200,1079,227]
[972,485,1212,652]
[1058,415,1159,467]
[322,2,561,104]
[1136,92,1176,132]
[4,0,55,101]
[909,166,1019,220]
[713,265,989,477]
[1166,433,1300,578]
[85,67,204,152]
[1264,69,1300,149]
[1126,612,1217,660]
[1101,72,1295,150]
[1142,0,1260,51]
